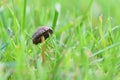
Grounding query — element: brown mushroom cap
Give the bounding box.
[32,26,53,45]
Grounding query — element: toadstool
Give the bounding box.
[32,26,53,63]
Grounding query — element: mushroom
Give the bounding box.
[32,26,53,63]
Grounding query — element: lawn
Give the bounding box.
[0,0,120,80]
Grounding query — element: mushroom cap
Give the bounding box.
[32,26,53,45]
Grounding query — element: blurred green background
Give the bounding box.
[0,0,120,80]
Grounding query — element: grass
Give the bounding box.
[0,0,120,80]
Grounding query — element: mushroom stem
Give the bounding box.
[41,36,45,64]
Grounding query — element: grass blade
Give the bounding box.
[52,3,60,30]
[91,43,120,57]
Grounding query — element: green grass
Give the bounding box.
[0,0,120,80]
